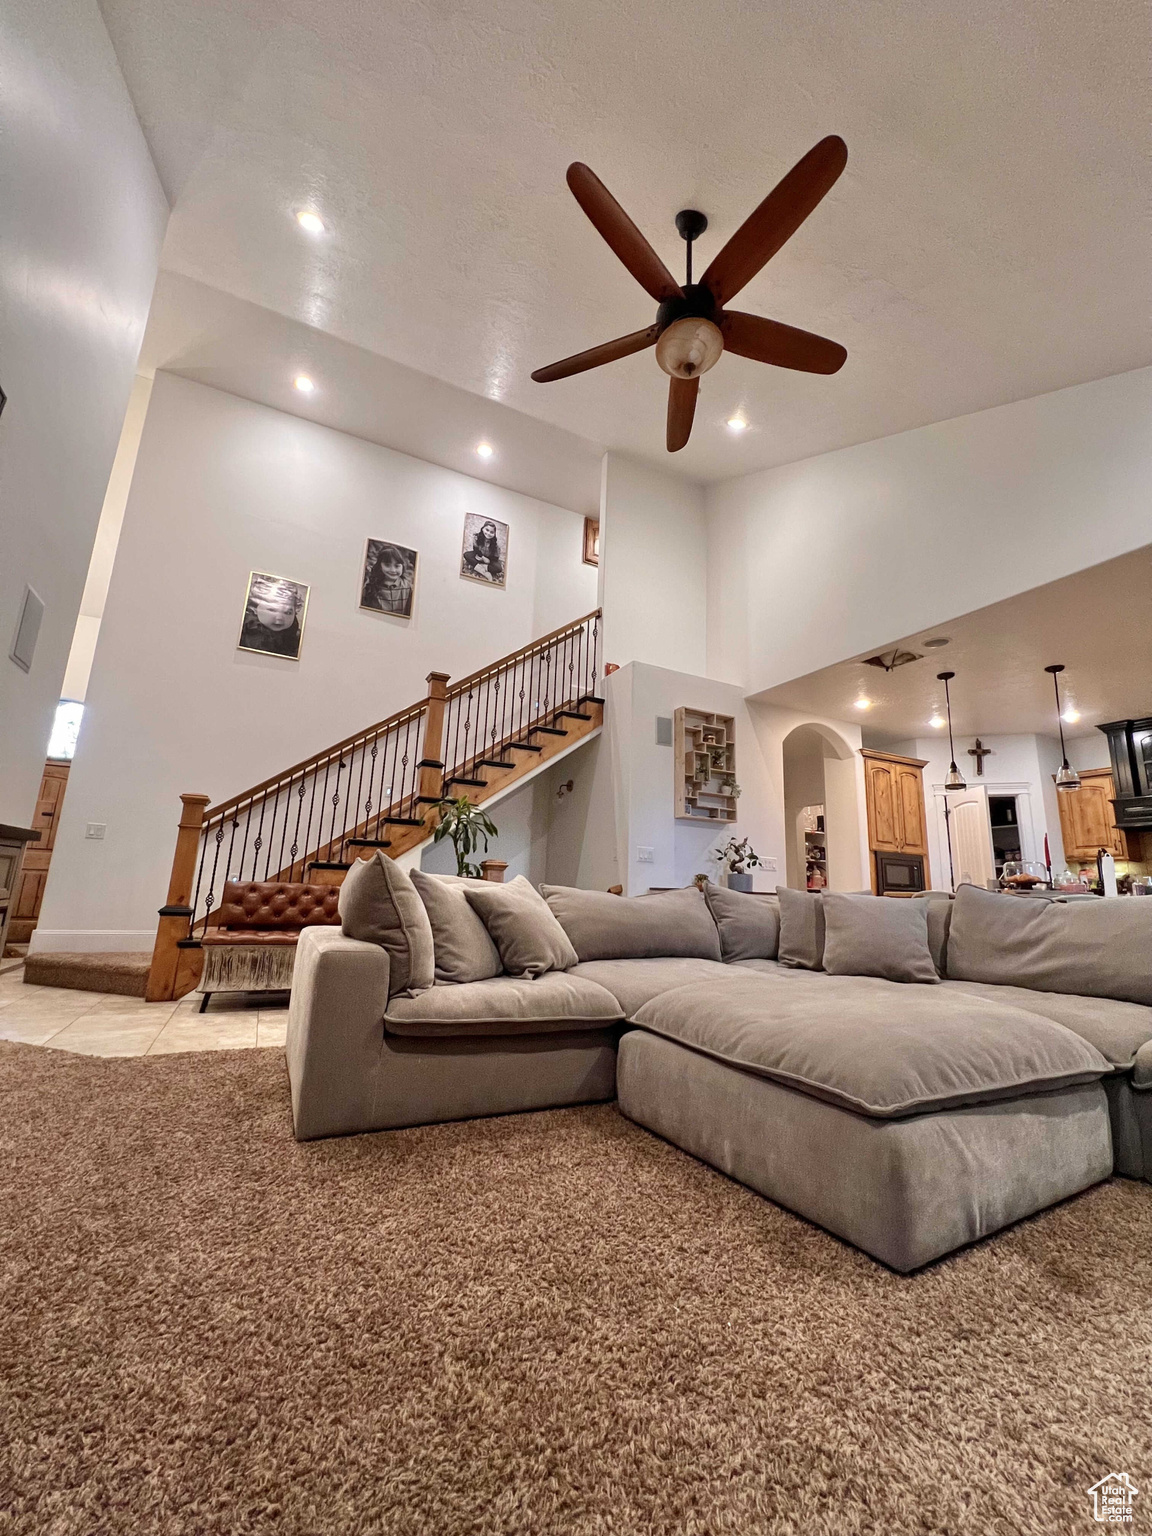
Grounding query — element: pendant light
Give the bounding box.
[1045,664,1081,790]
[938,671,966,791]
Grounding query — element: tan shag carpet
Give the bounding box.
[0,1040,1149,1536]
[22,950,151,997]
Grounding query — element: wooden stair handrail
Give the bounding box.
[447,609,601,697]
[199,611,600,824]
[203,698,430,824]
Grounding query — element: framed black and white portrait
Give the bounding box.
[361,539,417,618]
[460,513,509,588]
[238,571,309,659]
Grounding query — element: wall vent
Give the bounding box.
[9,586,44,673]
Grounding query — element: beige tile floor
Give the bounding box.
[0,964,287,1056]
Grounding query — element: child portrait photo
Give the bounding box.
[360,539,417,617]
[460,513,509,587]
[237,571,309,659]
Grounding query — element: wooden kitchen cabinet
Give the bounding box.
[860,750,931,892]
[1056,767,1129,862]
[8,761,69,947]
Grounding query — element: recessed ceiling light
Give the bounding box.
[295,210,325,234]
[294,374,315,393]
[921,636,951,649]
[476,442,494,459]
[929,713,947,729]
[1062,707,1081,724]
[853,698,872,711]
[726,417,748,433]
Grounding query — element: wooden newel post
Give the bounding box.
[417,671,450,824]
[145,792,210,1003]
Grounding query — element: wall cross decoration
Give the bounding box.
[968,738,993,776]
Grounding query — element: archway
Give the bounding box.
[781,723,865,891]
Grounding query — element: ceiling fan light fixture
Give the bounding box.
[655,317,723,380]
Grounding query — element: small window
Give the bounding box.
[47,700,84,761]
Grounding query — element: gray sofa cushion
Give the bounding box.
[704,886,780,961]
[410,870,503,984]
[540,885,722,963]
[822,893,939,984]
[384,971,622,1037]
[338,852,434,997]
[947,884,1152,1005]
[1134,1040,1152,1091]
[941,980,1152,1071]
[776,888,825,970]
[567,957,737,1018]
[464,875,578,977]
[632,970,1110,1118]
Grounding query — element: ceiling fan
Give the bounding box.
[532,136,849,452]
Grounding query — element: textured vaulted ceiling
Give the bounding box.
[100,0,1151,482]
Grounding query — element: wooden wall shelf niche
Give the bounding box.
[675,707,737,822]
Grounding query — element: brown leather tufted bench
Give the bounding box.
[197,880,342,1012]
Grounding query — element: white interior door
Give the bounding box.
[944,786,996,890]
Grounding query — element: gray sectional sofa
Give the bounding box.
[286,860,1152,1271]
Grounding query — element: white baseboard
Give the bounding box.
[28,930,156,954]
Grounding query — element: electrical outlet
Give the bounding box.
[85,823,106,841]
[764,856,778,872]
[636,846,654,864]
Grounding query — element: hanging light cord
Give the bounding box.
[941,673,959,770]
[1052,668,1071,765]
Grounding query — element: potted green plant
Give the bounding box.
[433,796,499,878]
[711,835,763,893]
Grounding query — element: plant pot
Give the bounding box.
[727,871,753,893]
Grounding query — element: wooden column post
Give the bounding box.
[479,859,507,883]
[145,792,210,1002]
[417,671,450,823]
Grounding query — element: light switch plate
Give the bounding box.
[85,823,106,840]
[636,846,654,863]
[764,856,778,872]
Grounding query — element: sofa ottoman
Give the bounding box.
[617,972,1114,1271]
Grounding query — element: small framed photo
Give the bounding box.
[583,516,600,566]
[460,513,509,588]
[238,571,309,659]
[361,538,417,618]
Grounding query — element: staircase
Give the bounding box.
[146,610,603,1000]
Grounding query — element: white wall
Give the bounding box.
[898,733,1067,889]
[707,366,1152,694]
[36,374,597,948]
[599,454,707,677]
[563,662,780,896]
[0,0,167,824]
[1067,732,1112,771]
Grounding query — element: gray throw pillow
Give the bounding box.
[410,870,503,983]
[822,893,940,984]
[338,852,434,997]
[464,876,579,978]
[947,883,1152,1004]
[914,891,954,977]
[704,885,780,962]
[540,884,722,962]
[776,887,825,970]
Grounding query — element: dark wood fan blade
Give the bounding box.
[531,325,659,383]
[701,136,847,306]
[567,163,683,303]
[666,375,699,452]
[721,311,847,374]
